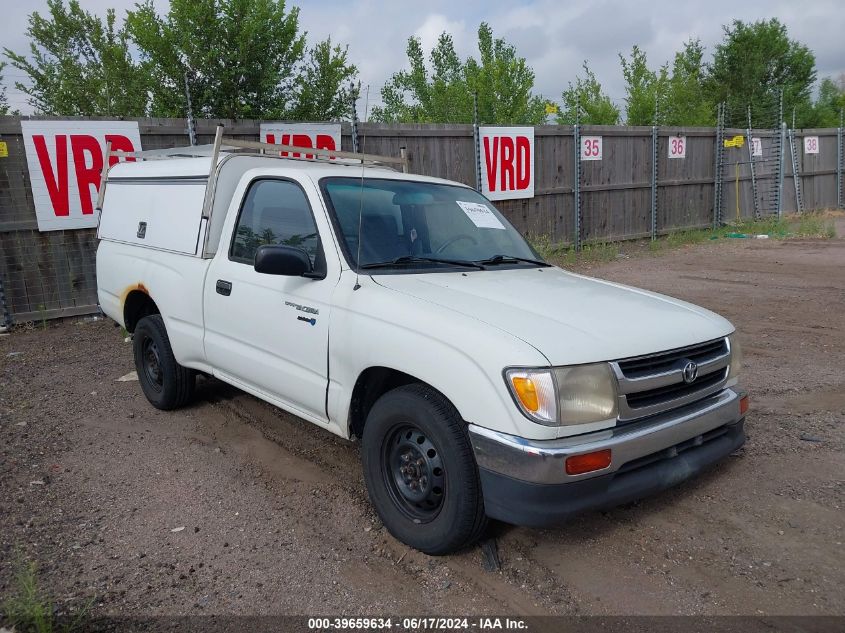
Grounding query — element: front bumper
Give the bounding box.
[468,388,746,527]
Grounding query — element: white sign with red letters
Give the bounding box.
[668,136,687,159]
[803,136,819,155]
[580,135,603,161]
[259,122,342,158]
[479,126,535,201]
[21,120,142,231]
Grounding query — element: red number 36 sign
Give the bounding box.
[668,136,686,159]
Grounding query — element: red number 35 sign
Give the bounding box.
[580,136,602,161]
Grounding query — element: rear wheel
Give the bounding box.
[361,384,487,555]
[133,314,195,410]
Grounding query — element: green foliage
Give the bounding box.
[371,23,547,125]
[2,553,91,633]
[466,23,547,125]
[808,76,844,128]
[288,37,358,121]
[619,46,668,125]
[662,39,713,126]
[2,558,53,633]
[556,62,620,125]
[706,19,816,127]
[6,0,357,120]
[374,33,468,123]
[127,0,307,119]
[795,213,836,238]
[3,0,149,116]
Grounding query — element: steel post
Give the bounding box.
[473,93,482,192]
[650,125,658,240]
[573,123,582,251]
[0,276,11,330]
[746,105,759,219]
[351,90,360,154]
[838,110,843,208]
[713,102,725,228]
[777,122,786,218]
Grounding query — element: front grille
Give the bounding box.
[625,369,727,409]
[613,337,731,420]
[618,338,727,378]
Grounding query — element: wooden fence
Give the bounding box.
[0,116,842,323]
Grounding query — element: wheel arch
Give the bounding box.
[348,366,456,439]
[124,289,160,333]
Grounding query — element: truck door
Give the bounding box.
[203,177,336,423]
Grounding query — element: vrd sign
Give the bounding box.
[479,126,535,201]
[21,120,142,231]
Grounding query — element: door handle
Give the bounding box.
[216,280,232,296]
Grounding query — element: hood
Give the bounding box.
[373,267,733,365]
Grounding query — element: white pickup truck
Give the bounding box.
[96,134,747,555]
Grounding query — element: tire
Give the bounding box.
[133,314,195,410]
[361,384,488,555]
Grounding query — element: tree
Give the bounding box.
[288,37,358,121]
[374,33,469,123]
[556,62,620,125]
[3,0,149,116]
[619,46,667,125]
[371,23,547,125]
[0,63,8,114]
[465,23,547,125]
[808,76,844,128]
[706,19,816,127]
[661,39,712,126]
[127,0,307,119]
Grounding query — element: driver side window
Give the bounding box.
[230,179,319,265]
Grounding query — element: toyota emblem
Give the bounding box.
[682,361,699,384]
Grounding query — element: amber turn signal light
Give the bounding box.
[565,449,612,475]
[740,395,749,416]
[511,376,540,412]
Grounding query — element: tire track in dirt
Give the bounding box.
[190,380,574,615]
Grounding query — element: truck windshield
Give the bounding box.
[320,177,544,271]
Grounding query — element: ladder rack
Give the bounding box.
[95,124,410,211]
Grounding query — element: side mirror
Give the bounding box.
[254,245,313,277]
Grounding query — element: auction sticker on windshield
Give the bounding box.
[456,201,505,230]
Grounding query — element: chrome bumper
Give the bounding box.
[468,387,744,485]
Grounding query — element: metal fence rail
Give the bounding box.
[1,115,843,323]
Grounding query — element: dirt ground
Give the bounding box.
[1,219,843,619]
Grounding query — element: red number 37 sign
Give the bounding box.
[21,120,142,231]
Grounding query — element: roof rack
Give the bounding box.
[95,124,409,211]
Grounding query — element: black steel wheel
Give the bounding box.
[383,425,446,522]
[141,336,164,392]
[361,384,488,555]
[133,314,195,410]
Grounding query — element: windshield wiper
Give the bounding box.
[360,255,486,270]
[474,254,551,267]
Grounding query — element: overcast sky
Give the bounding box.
[3,0,844,117]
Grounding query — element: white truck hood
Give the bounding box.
[373,266,734,365]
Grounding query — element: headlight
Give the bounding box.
[727,333,742,385]
[505,363,618,427]
[553,364,618,425]
[505,368,557,425]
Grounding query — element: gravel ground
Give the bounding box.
[1,219,843,619]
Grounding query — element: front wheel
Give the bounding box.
[133,314,195,410]
[361,384,487,555]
